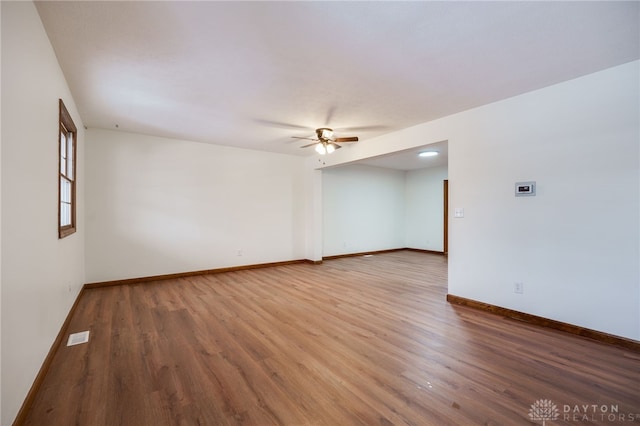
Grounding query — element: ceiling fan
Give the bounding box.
[293,128,358,155]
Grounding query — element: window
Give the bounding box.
[59,99,77,238]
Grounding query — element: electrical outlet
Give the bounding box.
[237,249,243,256]
[514,282,524,294]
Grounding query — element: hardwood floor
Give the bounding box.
[21,251,639,425]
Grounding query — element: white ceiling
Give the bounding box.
[36,1,639,168]
[357,141,448,171]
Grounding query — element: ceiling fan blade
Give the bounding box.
[336,125,390,132]
[324,106,336,126]
[254,119,312,130]
[291,136,317,141]
[299,142,319,148]
[334,136,359,142]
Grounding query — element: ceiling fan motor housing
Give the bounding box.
[316,127,333,141]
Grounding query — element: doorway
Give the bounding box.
[443,179,448,255]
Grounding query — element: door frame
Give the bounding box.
[444,180,448,255]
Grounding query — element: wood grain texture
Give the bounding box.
[19,251,640,425]
[447,294,640,352]
[13,287,87,426]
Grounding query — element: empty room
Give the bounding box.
[1,1,639,425]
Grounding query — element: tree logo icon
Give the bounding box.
[529,399,560,425]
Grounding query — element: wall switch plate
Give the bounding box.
[514,282,524,294]
[454,208,464,218]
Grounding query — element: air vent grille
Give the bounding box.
[67,330,90,346]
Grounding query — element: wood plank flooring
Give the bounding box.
[21,251,640,425]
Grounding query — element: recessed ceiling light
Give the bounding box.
[418,151,438,157]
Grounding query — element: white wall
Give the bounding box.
[315,61,640,340]
[447,62,639,340]
[304,168,323,262]
[322,165,406,256]
[85,129,308,283]
[322,164,448,255]
[1,2,86,424]
[405,165,448,251]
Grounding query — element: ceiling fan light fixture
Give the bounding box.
[299,128,357,154]
[418,151,438,158]
[315,143,327,155]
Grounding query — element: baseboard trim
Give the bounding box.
[446,294,640,352]
[323,247,446,260]
[13,287,87,426]
[84,249,443,289]
[322,248,405,260]
[405,248,447,255]
[84,259,312,289]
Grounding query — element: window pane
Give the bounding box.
[60,132,67,158]
[60,176,72,226]
[60,178,71,202]
[67,134,74,179]
[60,202,71,226]
[60,132,67,175]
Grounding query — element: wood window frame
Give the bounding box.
[58,99,77,239]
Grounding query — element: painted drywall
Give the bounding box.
[304,169,323,262]
[314,61,640,340]
[322,164,406,256]
[85,129,308,283]
[405,166,448,251]
[446,62,639,341]
[1,2,86,424]
[322,164,448,255]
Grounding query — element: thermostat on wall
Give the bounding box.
[515,181,536,197]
